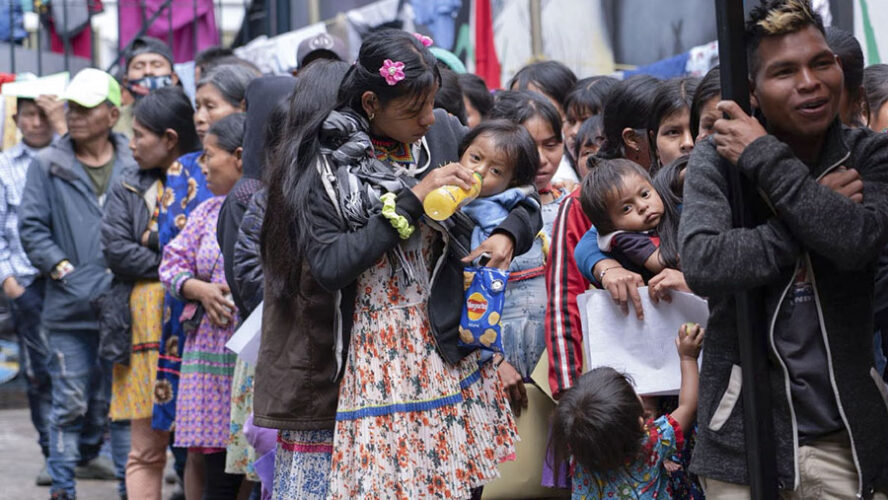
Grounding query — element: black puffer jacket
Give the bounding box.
[98,167,164,363]
[233,189,265,316]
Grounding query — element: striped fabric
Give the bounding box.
[0,141,42,287]
[544,192,591,398]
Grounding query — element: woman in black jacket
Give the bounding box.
[101,86,201,500]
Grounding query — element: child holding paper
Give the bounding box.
[550,323,703,499]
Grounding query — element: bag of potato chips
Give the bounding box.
[459,266,509,353]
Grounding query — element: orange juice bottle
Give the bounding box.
[423,172,483,221]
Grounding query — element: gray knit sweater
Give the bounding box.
[679,122,888,497]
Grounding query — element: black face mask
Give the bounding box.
[127,75,174,100]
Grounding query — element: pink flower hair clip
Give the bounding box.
[413,33,433,47]
[379,59,406,86]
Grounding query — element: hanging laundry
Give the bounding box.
[118,0,219,63]
[0,0,25,43]
[411,0,461,50]
[474,0,500,89]
[45,0,102,60]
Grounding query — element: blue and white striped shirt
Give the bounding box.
[0,141,43,288]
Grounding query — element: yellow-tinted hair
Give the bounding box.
[756,0,817,36]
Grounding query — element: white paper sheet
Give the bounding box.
[225,301,263,366]
[1,72,69,99]
[579,287,709,396]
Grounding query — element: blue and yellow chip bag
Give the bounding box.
[458,266,509,353]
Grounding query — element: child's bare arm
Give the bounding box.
[643,248,667,273]
[670,323,704,435]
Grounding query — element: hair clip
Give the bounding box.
[413,33,433,47]
[379,59,406,86]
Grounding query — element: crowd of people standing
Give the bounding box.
[3,0,888,499]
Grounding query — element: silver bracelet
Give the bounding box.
[598,265,620,282]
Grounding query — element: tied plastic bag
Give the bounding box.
[459,266,509,353]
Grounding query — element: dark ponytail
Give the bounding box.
[596,75,660,161]
[260,59,350,298]
[652,155,689,269]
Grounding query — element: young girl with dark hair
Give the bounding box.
[551,324,703,499]
[690,66,721,142]
[647,77,698,171]
[458,73,493,128]
[487,90,568,383]
[573,115,605,178]
[158,112,247,500]
[101,86,201,500]
[563,76,618,164]
[509,61,580,184]
[280,29,538,498]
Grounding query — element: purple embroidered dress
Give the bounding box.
[158,196,238,449]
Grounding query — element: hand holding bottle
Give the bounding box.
[416,162,482,221]
[411,162,477,206]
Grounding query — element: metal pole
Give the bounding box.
[215,0,221,45]
[168,0,173,49]
[88,0,94,66]
[36,1,42,76]
[9,0,15,74]
[308,0,319,24]
[192,0,197,56]
[242,0,248,43]
[62,0,69,72]
[529,0,542,61]
[714,1,778,499]
[116,0,121,69]
[267,0,275,37]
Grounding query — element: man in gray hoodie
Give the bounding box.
[19,68,136,500]
[679,1,888,498]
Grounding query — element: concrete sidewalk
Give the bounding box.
[0,408,120,499]
[0,408,174,500]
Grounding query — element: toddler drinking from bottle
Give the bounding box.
[425,119,540,249]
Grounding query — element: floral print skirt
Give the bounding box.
[327,239,517,500]
[272,429,334,500]
[226,358,258,479]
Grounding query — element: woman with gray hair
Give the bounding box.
[194,63,260,142]
[148,60,258,500]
